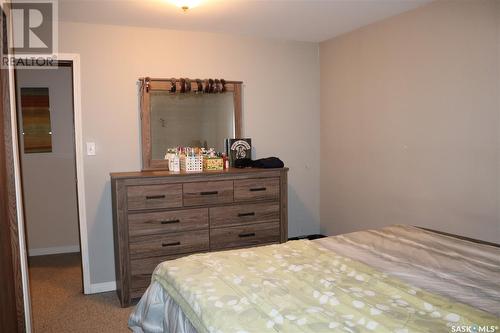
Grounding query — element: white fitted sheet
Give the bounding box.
[315,225,500,316]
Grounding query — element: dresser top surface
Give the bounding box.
[110,167,288,180]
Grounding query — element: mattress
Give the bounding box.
[129,225,500,332]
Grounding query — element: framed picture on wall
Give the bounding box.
[20,87,52,153]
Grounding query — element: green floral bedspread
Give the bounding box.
[152,240,498,333]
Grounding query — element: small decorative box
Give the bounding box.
[165,152,180,172]
[203,157,224,171]
[180,155,203,172]
[168,156,180,172]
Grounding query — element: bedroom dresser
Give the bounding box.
[110,167,288,307]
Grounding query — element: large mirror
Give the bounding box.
[150,92,234,159]
[140,78,242,170]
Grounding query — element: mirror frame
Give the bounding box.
[139,78,243,170]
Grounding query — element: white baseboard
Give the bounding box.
[28,245,80,257]
[88,281,116,294]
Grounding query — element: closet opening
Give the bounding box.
[14,59,85,330]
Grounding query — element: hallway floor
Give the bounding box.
[28,253,131,332]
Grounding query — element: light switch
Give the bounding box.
[86,142,96,156]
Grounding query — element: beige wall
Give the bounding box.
[17,67,80,255]
[497,0,500,242]
[59,22,320,284]
[320,0,500,243]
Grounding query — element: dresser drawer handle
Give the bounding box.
[249,187,266,192]
[160,219,180,224]
[146,195,166,200]
[238,212,255,217]
[162,241,181,247]
[238,232,256,238]
[200,191,218,196]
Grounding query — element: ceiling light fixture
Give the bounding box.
[169,0,202,12]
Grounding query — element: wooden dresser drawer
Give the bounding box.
[183,181,233,206]
[130,230,209,259]
[130,254,188,296]
[128,208,208,238]
[127,184,182,211]
[210,222,280,250]
[234,178,279,202]
[210,202,279,228]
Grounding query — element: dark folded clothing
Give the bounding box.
[234,158,253,168]
[233,157,284,169]
[251,157,284,169]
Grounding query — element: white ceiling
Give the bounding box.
[59,0,432,43]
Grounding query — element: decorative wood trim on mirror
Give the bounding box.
[139,78,243,171]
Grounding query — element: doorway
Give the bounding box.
[14,58,88,331]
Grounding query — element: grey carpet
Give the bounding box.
[29,253,132,332]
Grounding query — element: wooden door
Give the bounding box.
[0,61,21,333]
[0,8,25,333]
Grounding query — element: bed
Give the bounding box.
[128,225,500,332]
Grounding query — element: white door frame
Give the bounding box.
[62,53,92,295]
[50,53,91,294]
